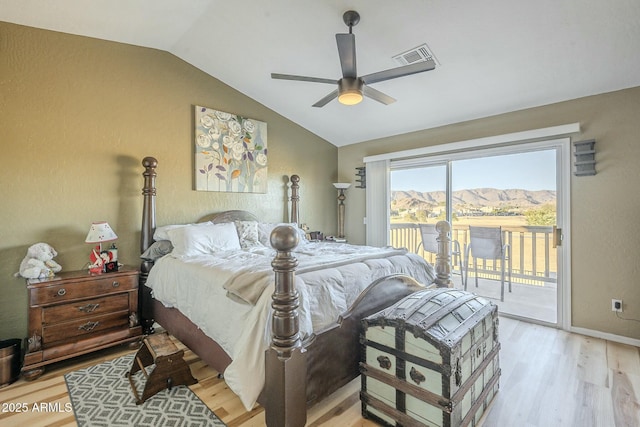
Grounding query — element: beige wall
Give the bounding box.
[339,86,640,340]
[3,20,638,345]
[0,22,337,340]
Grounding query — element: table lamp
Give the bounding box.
[85,222,118,274]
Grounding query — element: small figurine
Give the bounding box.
[88,246,112,274]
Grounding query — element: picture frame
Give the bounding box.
[194,105,268,193]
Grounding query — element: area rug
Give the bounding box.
[65,353,226,427]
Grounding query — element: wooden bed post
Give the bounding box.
[140,156,157,334]
[264,225,307,427]
[290,174,300,225]
[434,220,453,288]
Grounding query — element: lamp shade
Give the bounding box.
[85,222,118,243]
[333,182,351,189]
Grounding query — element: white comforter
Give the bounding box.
[146,242,434,410]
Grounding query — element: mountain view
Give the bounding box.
[391,188,556,217]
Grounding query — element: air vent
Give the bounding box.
[393,43,439,67]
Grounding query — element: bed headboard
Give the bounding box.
[138,156,302,332]
[140,157,300,256]
[199,210,259,224]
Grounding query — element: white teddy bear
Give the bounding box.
[15,243,63,280]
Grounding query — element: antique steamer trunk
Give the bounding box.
[360,288,500,427]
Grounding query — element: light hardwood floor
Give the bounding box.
[1,317,638,427]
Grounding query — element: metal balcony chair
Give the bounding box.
[416,223,463,280]
[464,226,512,301]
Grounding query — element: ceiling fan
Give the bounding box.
[271,10,436,107]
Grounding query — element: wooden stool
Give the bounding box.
[126,333,197,404]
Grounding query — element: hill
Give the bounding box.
[391,188,556,214]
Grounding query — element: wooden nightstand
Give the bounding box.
[22,268,142,380]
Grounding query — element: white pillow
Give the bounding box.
[167,222,241,257]
[257,222,308,247]
[257,222,274,246]
[154,221,211,241]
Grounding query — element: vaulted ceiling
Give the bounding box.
[2,0,640,146]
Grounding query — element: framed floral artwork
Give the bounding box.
[194,105,268,193]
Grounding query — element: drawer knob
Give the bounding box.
[57,288,66,296]
[112,281,120,288]
[78,321,100,332]
[78,303,100,313]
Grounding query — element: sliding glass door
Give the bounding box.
[389,142,566,326]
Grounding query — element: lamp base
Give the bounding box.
[88,245,118,275]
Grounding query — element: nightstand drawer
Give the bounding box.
[43,294,129,324]
[43,311,129,344]
[30,274,137,306]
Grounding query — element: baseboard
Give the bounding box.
[569,326,640,347]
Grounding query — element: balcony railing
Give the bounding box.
[390,223,557,285]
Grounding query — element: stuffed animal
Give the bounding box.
[15,243,63,280]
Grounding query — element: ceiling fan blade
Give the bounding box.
[271,73,337,85]
[336,33,357,78]
[312,89,339,108]
[363,85,396,105]
[361,59,436,85]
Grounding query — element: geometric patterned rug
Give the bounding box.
[65,354,226,427]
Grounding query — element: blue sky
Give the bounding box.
[391,150,556,192]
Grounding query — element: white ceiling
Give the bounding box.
[2,0,640,147]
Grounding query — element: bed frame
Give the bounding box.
[138,156,453,426]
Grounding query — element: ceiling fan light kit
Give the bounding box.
[337,78,363,105]
[271,10,435,108]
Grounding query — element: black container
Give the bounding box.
[0,339,22,387]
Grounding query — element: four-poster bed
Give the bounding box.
[138,157,453,425]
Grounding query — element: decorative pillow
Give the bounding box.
[235,220,264,249]
[140,240,174,261]
[153,221,211,241]
[257,222,275,246]
[257,222,308,247]
[291,225,308,245]
[167,222,241,257]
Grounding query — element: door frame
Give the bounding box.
[389,137,571,329]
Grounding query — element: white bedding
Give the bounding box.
[146,241,435,410]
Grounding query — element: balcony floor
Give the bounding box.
[448,273,558,324]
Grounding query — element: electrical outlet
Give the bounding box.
[612,299,623,312]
